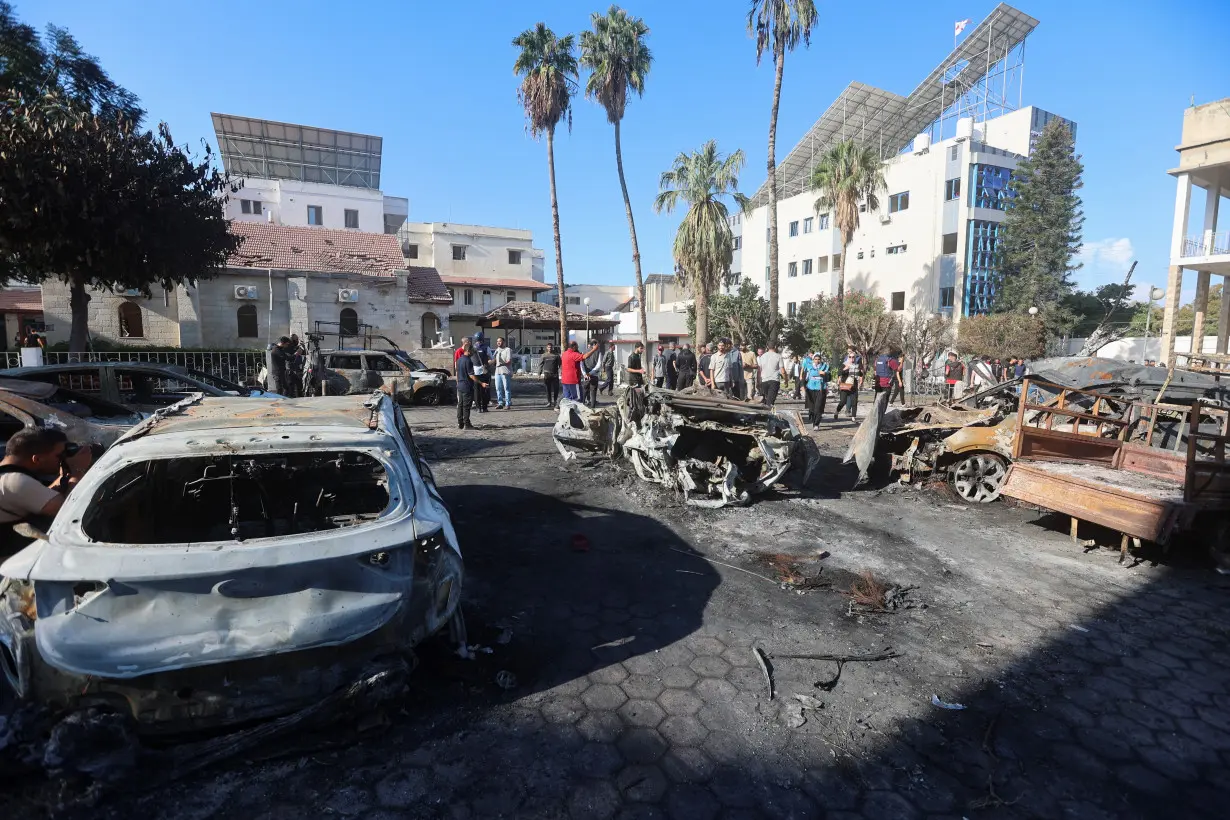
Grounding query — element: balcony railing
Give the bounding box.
[1181,231,1230,258]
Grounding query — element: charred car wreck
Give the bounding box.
[553,389,819,507]
[0,393,463,768]
[860,357,1230,503]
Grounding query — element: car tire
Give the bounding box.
[417,388,441,406]
[948,452,1008,504]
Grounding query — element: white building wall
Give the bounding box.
[225,179,389,233]
[397,222,540,280]
[548,284,633,312]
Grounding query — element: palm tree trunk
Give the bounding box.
[765,48,785,343]
[694,281,710,353]
[69,275,91,357]
[546,128,567,345]
[613,120,648,354]
[837,237,849,312]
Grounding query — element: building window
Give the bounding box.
[942,232,959,255]
[888,192,909,213]
[566,296,581,305]
[802,259,812,276]
[421,312,440,348]
[788,221,799,237]
[832,253,841,270]
[339,307,359,335]
[870,249,875,258]
[236,304,258,338]
[787,302,797,317]
[816,256,829,274]
[447,288,455,302]
[950,145,959,161]
[803,217,813,234]
[971,164,1016,210]
[344,209,359,229]
[307,205,323,225]
[965,219,1005,316]
[788,261,798,277]
[732,236,742,251]
[118,302,143,338]
[452,245,467,261]
[403,242,418,259]
[886,244,907,255]
[890,291,905,311]
[506,290,516,303]
[858,203,867,213]
[945,178,961,201]
[508,250,522,265]
[940,287,955,309]
[463,289,473,306]
[765,266,770,280]
[240,199,261,215]
[856,251,864,260]
[817,213,830,230]
[731,272,742,285]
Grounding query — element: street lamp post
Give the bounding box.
[583,297,591,345]
[1143,286,1165,358]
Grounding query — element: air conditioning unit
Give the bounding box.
[879,213,892,225]
[234,285,258,300]
[338,288,359,303]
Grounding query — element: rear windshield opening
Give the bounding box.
[83,451,391,544]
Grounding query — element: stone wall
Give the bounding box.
[42,269,448,351]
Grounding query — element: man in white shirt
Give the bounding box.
[492,337,514,409]
[757,343,785,407]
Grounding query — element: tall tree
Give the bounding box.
[686,279,775,350]
[513,23,578,344]
[653,141,749,346]
[580,5,652,358]
[808,139,885,310]
[0,4,235,351]
[992,118,1084,335]
[748,0,817,341]
[1,94,238,350]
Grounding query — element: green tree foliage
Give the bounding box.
[957,314,1046,360]
[780,291,897,361]
[513,23,578,343]
[1128,284,1221,338]
[747,0,817,339]
[653,140,749,347]
[808,140,886,309]
[685,279,774,348]
[0,94,239,351]
[1,4,235,351]
[580,6,652,357]
[993,118,1084,335]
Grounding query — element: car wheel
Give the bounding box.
[949,452,1008,503]
[418,388,441,406]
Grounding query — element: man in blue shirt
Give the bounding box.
[802,352,830,429]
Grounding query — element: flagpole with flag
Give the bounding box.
[954,17,970,49]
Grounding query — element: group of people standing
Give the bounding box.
[538,340,616,408]
[942,352,1029,399]
[453,333,517,429]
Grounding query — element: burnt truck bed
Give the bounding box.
[1003,461,1190,543]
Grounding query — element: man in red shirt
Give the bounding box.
[560,341,585,402]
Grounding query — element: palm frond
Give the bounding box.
[747,0,819,63]
[513,23,578,137]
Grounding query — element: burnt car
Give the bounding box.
[0,377,141,448]
[321,349,453,406]
[0,361,279,415]
[553,388,819,507]
[0,392,464,736]
[861,357,1230,503]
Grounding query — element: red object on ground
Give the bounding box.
[571,534,590,552]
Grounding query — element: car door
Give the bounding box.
[323,353,364,395]
[113,368,210,413]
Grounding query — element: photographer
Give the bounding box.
[0,428,95,556]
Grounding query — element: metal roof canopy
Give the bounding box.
[211,113,383,189]
[753,2,1038,207]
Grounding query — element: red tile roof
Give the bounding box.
[0,289,42,313]
[406,267,451,304]
[440,275,553,291]
[227,221,406,275]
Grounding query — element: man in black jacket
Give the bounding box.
[539,343,561,408]
[675,343,698,390]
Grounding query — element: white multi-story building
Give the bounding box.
[727,4,1072,324]
[547,284,633,314]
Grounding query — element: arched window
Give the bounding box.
[118,302,143,338]
[339,307,359,336]
[421,312,440,348]
[236,304,258,338]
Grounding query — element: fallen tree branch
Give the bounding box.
[767,647,901,692]
[753,645,775,700]
[669,547,779,585]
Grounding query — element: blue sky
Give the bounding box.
[17,0,1229,303]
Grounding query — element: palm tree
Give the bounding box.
[513,23,578,343]
[580,5,652,356]
[653,141,749,346]
[748,0,817,341]
[809,139,886,310]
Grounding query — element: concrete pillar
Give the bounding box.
[1203,184,1221,255]
[1170,173,1192,259]
[1159,265,1184,366]
[176,285,203,347]
[1191,270,1211,356]
[287,276,310,338]
[1218,274,1230,356]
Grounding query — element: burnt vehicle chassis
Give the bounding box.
[553,388,819,507]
